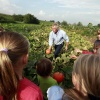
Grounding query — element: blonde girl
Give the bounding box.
[63,54,100,100]
[0,32,43,100]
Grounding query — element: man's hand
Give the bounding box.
[74,48,82,53]
[48,46,52,51]
[70,54,77,59]
[65,42,69,51]
[65,46,68,51]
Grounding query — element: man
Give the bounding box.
[48,23,69,58]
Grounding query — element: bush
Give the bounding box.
[23,14,39,24]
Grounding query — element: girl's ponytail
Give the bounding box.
[0,32,29,100]
[0,50,18,100]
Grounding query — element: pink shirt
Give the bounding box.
[82,50,93,54]
[0,78,43,100]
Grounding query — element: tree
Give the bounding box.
[97,24,100,27]
[13,14,24,22]
[57,21,61,25]
[61,21,68,26]
[77,22,83,27]
[87,23,93,28]
[0,16,6,23]
[33,17,40,24]
[50,20,55,22]
[23,14,39,24]
[0,15,14,23]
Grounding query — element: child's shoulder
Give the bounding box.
[38,75,57,84]
[47,85,64,100]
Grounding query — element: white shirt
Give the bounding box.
[49,29,69,46]
[47,85,64,100]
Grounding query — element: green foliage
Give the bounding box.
[77,22,83,26]
[13,14,24,22]
[61,21,68,26]
[87,23,93,28]
[0,13,40,24]
[50,20,55,22]
[0,20,98,88]
[0,13,15,23]
[97,24,100,27]
[0,16,6,22]
[24,13,39,24]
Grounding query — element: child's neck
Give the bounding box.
[43,75,50,78]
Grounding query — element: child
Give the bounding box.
[36,58,58,100]
[0,32,43,100]
[96,29,100,40]
[70,40,100,59]
[63,54,100,100]
[47,54,100,100]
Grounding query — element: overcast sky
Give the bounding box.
[0,0,100,25]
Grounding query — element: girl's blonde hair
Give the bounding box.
[0,32,29,100]
[73,54,100,98]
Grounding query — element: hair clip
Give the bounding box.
[0,48,8,52]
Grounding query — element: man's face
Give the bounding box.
[52,26,58,33]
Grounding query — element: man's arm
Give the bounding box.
[48,32,53,50]
[65,42,69,50]
[48,46,52,50]
[63,31,69,50]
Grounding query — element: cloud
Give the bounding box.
[47,0,100,10]
[0,0,99,25]
[0,0,22,14]
[44,0,100,25]
[39,10,46,16]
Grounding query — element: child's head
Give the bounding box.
[97,29,100,40]
[97,29,100,34]
[36,58,53,77]
[0,32,29,65]
[0,32,29,99]
[72,54,100,98]
[93,40,100,53]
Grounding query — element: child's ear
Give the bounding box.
[23,54,28,64]
[72,73,79,90]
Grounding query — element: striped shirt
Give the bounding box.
[49,29,69,46]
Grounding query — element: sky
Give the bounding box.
[0,0,100,25]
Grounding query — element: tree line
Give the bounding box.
[0,13,100,28]
[0,13,39,24]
